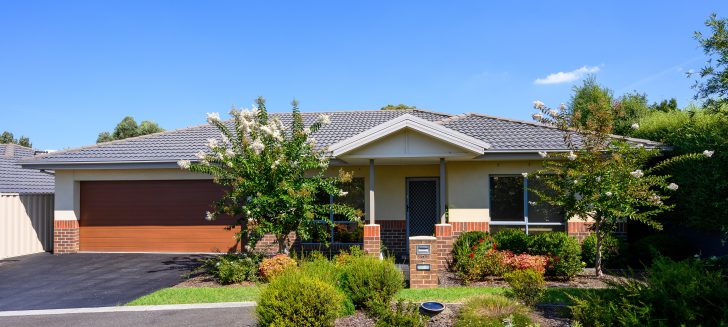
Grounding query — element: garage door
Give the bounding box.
[79,180,239,252]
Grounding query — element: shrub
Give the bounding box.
[570,257,728,326]
[455,294,533,327]
[199,253,262,284]
[334,245,366,267]
[452,231,493,264]
[372,300,426,327]
[259,254,297,281]
[504,269,546,307]
[493,229,530,254]
[528,232,582,279]
[581,233,623,268]
[452,231,497,282]
[257,269,345,327]
[502,251,548,274]
[340,255,404,310]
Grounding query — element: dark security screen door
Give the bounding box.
[407,178,439,237]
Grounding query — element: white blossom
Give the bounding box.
[532,100,545,110]
[195,150,207,160]
[567,151,577,161]
[548,109,558,117]
[251,140,265,155]
[521,172,528,177]
[605,191,613,197]
[339,191,349,197]
[206,112,221,123]
[205,211,215,221]
[303,127,311,135]
[225,148,235,157]
[630,169,644,178]
[703,150,714,158]
[220,133,230,145]
[532,113,543,121]
[528,201,537,206]
[307,137,317,146]
[207,138,219,148]
[318,114,331,125]
[649,194,662,205]
[667,183,679,191]
[559,103,567,110]
[272,159,281,167]
[538,151,548,158]
[631,123,640,130]
[595,176,601,182]
[177,160,191,169]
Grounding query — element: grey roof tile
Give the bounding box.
[21,109,661,166]
[0,144,54,193]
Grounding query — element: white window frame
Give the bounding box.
[488,174,564,234]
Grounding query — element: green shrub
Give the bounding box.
[257,269,345,327]
[452,231,498,282]
[633,233,698,265]
[455,294,533,327]
[200,253,262,284]
[372,300,426,327]
[570,257,728,326]
[340,255,404,310]
[493,229,530,254]
[504,269,546,307]
[581,233,623,268]
[528,232,582,279]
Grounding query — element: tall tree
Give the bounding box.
[380,104,417,110]
[178,97,360,253]
[692,13,728,112]
[530,100,709,277]
[613,91,650,136]
[567,75,615,131]
[0,131,32,148]
[97,116,164,143]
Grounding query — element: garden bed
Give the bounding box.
[438,268,629,289]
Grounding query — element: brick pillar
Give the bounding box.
[363,224,381,256]
[567,221,593,242]
[435,224,453,272]
[409,236,438,288]
[54,220,79,254]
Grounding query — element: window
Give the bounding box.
[301,177,365,244]
[489,174,564,234]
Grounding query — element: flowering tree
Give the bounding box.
[530,100,712,276]
[178,97,360,254]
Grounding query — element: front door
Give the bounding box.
[406,178,439,238]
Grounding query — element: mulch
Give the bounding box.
[438,268,626,289]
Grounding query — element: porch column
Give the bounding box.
[363,159,381,256]
[439,158,446,224]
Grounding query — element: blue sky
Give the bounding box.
[1,1,725,150]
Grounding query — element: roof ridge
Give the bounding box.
[27,122,215,161]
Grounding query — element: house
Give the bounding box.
[20,109,659,260]
[1,144,54,259]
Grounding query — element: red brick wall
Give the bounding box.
[363,224,381,256]
[54,220,79,254]
[568,221,627,242]
[434,224,453,272]
[452,221,489,239]
[379,220,406,259]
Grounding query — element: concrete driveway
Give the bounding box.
[0,253,206,311]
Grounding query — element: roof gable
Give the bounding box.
[328,114,491,157]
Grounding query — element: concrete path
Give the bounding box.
[0,253,207,310]
[0,305,257,327]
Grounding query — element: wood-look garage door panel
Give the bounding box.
[80,180,239,252]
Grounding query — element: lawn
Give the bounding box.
[126,287,260,306]
[126,285,598,306]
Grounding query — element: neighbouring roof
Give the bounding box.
[0,144,54,194]
[20,109,663,169]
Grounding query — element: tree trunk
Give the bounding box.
[276,234,289,254]
[594,223,604,277]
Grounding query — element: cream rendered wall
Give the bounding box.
[446,161,542,223]
[53,169,211,221]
